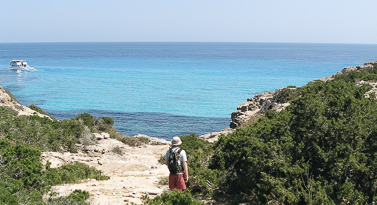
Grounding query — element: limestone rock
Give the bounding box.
[94,133,104,140]
[102,132,110,139]
[0,85,51,119]
[230,89,291,129]
[199,128,234,143]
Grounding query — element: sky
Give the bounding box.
[1,0,377,44]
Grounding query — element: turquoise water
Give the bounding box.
[1,42,376,139]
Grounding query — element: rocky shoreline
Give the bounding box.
[227,61,377,133]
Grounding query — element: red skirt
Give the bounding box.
[169,173,187,190]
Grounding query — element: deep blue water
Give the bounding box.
[0,42,376,139]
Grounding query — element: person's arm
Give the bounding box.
[183,161,188,182]
[164,149,170,167]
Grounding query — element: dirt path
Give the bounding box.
[42,137,171,204]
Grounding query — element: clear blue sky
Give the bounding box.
[1,0,377,44]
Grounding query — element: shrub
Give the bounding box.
[0,106,18,117]
[28,104,56,120]
[102,116,115,126]
[44,163,109,185]
[275,87,299,103]
[147,190,203,205]
[112,146,122,155]
[47,190,90,205]
[67,190,90,202]
[0,140,109,204]
[211,76,377,204]
[76,113,97,129]
[114,133,150,147]
[158,176,169,186]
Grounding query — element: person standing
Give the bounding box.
[164,137,188,190]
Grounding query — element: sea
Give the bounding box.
[0,42,376,140]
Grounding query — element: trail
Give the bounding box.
[42,136,170,204]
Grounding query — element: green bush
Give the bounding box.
[44,163,109,185]
[112,146,122,155]
[67,190,90,202]
[0,140,109,204]
[28,104,56,120]
[102,116,115,126]
[0,108,118,152]
[0,106,18,117]
[76,113,97,129]
[114,133,151,147]
[210,65,377,204]
[47,190,90,205]
[275,87,300,103]
[147,190,203,205]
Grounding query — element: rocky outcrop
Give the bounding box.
[230,61,377,129]
[230,89,292,129]
[198,128,234,143]
[319,61,377,82]
[0,85,51,119]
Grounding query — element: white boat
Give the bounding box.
[9,60,35,72]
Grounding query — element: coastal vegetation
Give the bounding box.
[174,64,377,204]
[0,91,155,204]
[0,103,119,204]
[1,63,377,204]
[0,140,107,205]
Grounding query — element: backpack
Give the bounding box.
[168,147,183,174]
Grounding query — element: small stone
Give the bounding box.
[101,132,110,139]
[93,133,104,140]
[148,192,158,195]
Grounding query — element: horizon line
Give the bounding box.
[1,41,377,45]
